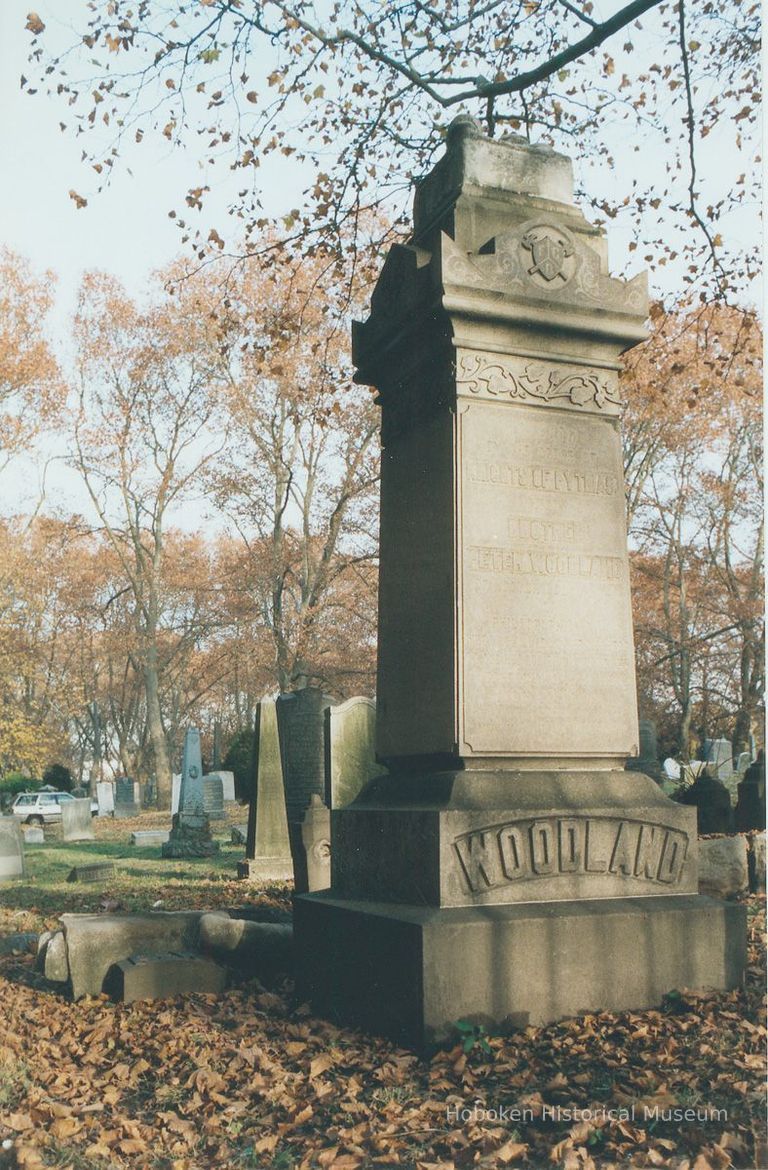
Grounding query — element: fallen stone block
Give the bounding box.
[103,951,227,1003]
[698,836,749,899]
[130,830,170,847]
[44,930,69,983]
[61,912,204,999]
[67,862,117,884]
[199,913,292,970]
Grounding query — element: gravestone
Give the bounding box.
[300,795,331,892]
[238,700,293,881]
[294,118,745,1048]
[205,771,236,802]
[325,697,387,809]
[626,718,660,779]
[131,830,170,847]
[704,739,734,780]
[96,781,115,816]
[0,817,25,881]
[67,862,116,883]
[61,799,95,842]
[735,751,766,832]
[114,777,140,819]
[162,728,219,858]
[736,751,752,774]
[276,687,335,885]
[22,825,45,845]
[202,775,225,820]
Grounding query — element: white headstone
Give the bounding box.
[662,757,681,781]
[172,773,182,814]
[0,817,25,880]
[61,799,95,842]
[96,781,115,815]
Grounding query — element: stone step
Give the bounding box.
[103,951,227,1003]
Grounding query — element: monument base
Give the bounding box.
[294,893,746,1050]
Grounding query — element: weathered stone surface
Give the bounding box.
[161,811,219,858]
[131,830,170,847]
[242,699,291,876]
[295,119,745,1045]
[231,824,248,845]
[103,951,227,1003]
[325,697,386,809]
[0,816,25,881]
[301,795,331,894]
[206,771,236,802]
[750,831,766,891]
[66,862,117,884]
[178,728,205,813]
[96,781,115,815]
[296,893,746,1050]
[698,836,748,899]
[60,798,95,842]
[333,771,697,907]
[22,825,45,845]
[199,913,292,968]
[202,775,225,820]
[44,930,69,983]
[277,689,334,822]
[114,778,140,819]
[236,857,294,881]
[61,912,203,999]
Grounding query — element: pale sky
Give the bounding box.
[0,0,761,518]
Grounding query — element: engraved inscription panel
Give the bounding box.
[453,816,690,895]
[458,400,638,757]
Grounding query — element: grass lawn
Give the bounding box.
[0,813,764,1170]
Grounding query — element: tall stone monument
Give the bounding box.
[238,699,293,880]
[295,118,745,1048]
[162,727,219,858]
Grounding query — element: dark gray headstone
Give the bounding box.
[735,752,766,833]
[276,688,335,823]
[178,728,205,813]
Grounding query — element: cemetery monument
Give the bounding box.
[162,727,219,858]
[295,118,746,1048]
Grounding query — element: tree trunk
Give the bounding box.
[144,652,172,808]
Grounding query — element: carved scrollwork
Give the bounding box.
[456,353,621,412]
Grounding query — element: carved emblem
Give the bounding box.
[521,225,575,284]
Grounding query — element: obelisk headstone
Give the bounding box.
[238,700,292,881]
[295,118,745,1048]
[162,728,219,858]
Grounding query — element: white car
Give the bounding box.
[10,791,99,824]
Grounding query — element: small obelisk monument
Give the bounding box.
[294,118,745,1048]
[162,727,219,858]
